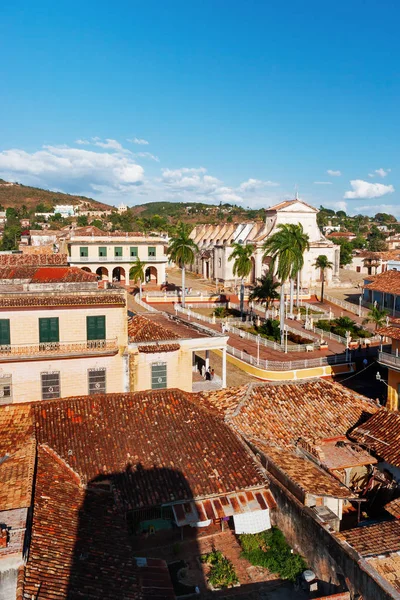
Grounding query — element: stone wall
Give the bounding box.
[268,474,399,600]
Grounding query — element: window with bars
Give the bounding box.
[88,368,106,395]
[148,246,156,257]
[41,372,61,400]
[0,375,12,404]
[151,362,167,390]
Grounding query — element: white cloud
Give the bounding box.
[344,179,395,199]
[75,139,90,145]
[238,178,279,192]
[134,152,160,162]
[92,138,124,151]
[327,170,341,176]
[314,181,333,185]
[0,146,144,194]
[127,137,149,145]
[368,167,391,178]
[352,203,400,217]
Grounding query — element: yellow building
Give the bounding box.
[67,229,168,284]
[128,313,228,392]
[377,320,400,410]
[0,262,128,403]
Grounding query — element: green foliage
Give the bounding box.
[316,317,372,338]
[362,306,388,330]
[213,306,227,318]
[262,223,310,282]
[334,239,353,266]
[375,212,396,223]
[258,318,281,341]
[77,215,88,226]
[167,221,198,267]
[201,550,239,589]
[228,243,254,280]
[239,527,306,582]
[249,273,280,309]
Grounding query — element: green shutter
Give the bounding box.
[0,320,10,345]
[114,247,122,257]
[80,247,88,257]
[130,247,138,257]
[148,246,156,257]
[99,247,107,257]
[39,318,59,343]
[87,316,106,340]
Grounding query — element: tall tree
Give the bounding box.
[167,222,198,308]
[363,306,388,331]
[129,258,146,300]
[262,223,309,336]
[228,243,254,316]
[249,272,280,318]
[313,255,333,303]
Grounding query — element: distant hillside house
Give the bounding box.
[190,199,340,287]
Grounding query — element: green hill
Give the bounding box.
[0,179,111,212]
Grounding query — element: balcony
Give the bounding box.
[71,256,168,264]
[0,339,119,361]
[378,351,400,370]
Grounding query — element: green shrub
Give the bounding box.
[239,527,306,582]
[201,550,239,589]
[213,306,227,318]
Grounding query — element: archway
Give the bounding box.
[145,266,158,283]
[81,267,92,273]
[96,266,108,281]
[112,266,126,282]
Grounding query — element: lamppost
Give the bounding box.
[257,334,260,365]
[359,294,362,317]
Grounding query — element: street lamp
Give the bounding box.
[257,334,260,365]
[376,371,388,386]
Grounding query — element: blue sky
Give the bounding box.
[0,0,399,214]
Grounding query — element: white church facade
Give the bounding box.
[189,199,340,288]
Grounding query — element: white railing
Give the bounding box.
[175,305,317,352]
[226,344,350,371]
[0,338,118,359]
[134,294,160,313]
[313,326,381,347]
[378,351,400,369]
[323,293,368,317]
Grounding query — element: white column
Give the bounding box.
[205,350,210,371]
[222,347,227,388]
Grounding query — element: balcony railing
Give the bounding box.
[0,338,118,360]
[71,256,167,263]
[378,351,400,370]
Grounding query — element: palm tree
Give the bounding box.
[129,258,146,300]
[228,243,254,316]
[262,223,310,337]
[363,306,388,331]
[249,272,280,318]
[313,255,333,303]
[167,222,198,308]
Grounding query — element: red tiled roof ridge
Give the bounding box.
[128,314,181,342]
[39,443,83,487]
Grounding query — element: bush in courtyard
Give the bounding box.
[213,306,227,318]
[239,527,306,582]
[258,319,281,342]
[316,317,372,339]
[201,549,239,589]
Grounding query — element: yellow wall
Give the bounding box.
[0,352,126,403]
[0,305,127,347]
[129,346,193,392]
[387,368,400,410]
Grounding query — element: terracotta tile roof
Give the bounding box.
[128,314,180,343]
[0,265,97,283]
[0,293,125,308]
[306,437,377,470]
[367,554,400,593]
[33,390,267,509]
[0,439,36,511]
[0,404,33,455]
[137,343,180,353]
[350,409,400,467]
[23,445,143,600]
[253,441,355,499]
[364,270,400,295]
[0,253,68,266]
[385,497,400,518]
[339,520,400,557]
[377,325,400,340]
[201,385,251,418]
[207,380,377,447]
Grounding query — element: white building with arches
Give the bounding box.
[68,231,168,284]
[189,199,340,288]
